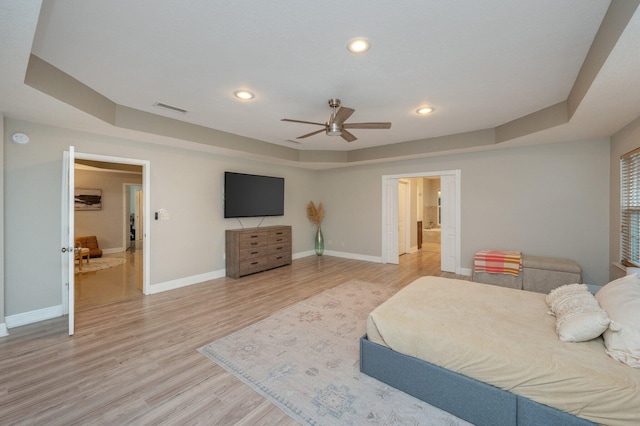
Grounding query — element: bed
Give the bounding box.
[360,276,640,426]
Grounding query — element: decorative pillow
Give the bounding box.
[546,283,589,310]
[547,284,610,342]
[595,274,640,367]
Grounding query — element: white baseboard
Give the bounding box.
[293,250,315,259]
[5,305,63,329]
[148,269,226,294]
[0,323,8,337]
[457,267,472,276]
[322,250,382,263]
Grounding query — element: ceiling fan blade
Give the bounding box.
[341,129,357,142]
[297,129,326,139]
[343,122,392,129]
[281,118,326,126]
[331,107,355,126]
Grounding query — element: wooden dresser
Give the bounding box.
[225,225,292,278]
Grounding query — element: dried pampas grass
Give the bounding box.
[307,201,324,226]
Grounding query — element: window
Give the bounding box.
[620,147,640,266]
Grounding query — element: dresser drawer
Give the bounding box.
[268,228,291,244]
[239,231,268,248]
[239,257,270,275]
[240,246,268,259]
[269,252,291,268]
[268,243,290,255]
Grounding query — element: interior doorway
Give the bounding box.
[71,154,150,311]
[398,179,409,255]
[420,177,442,254]
[382,170,461,273]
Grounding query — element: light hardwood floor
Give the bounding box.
[1,249,464,425]
[75,248,144,311]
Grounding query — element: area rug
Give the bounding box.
[199,279,470,425]
[75,256,126,274]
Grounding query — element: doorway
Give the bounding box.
[71,154,150,312]
[398,179,410,255]
[420,177,442,254]
[382,170,461,273]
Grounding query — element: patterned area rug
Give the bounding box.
[74,256,126,274]
[199,279,470,425]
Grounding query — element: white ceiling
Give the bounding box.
[2,1,640,166]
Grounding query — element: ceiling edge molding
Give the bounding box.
[495,102,568,143]
[568,0,640,119]
[114,105,299,162]
[348,129,497,163]
[22,0,633,173]
[25,54,116,125]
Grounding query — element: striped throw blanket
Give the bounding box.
[473,250,522,276]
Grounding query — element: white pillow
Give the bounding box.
[595,274,640,367]
[546,283,589,310]
[547,284,610,342]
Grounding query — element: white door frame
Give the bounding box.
[381,170,461,272]
[123,184,143,248]
[61,147,75,335]
[398,179,410,255]
[70,152,151,295]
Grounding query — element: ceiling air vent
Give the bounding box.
[154,102,188,114]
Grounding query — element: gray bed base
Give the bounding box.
[360,335,596,426]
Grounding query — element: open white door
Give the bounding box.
[135,190,144,242]
[440,174,456,272]
[398,180,407,255]
[61,147,75,335]
[382,177,399,264]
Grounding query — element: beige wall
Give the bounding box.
[317,138,610,285]
[610,114,640,281]
[2,116,613,321]
[74,168,142,251]
[3,118,318,317]
[1,114,5,331]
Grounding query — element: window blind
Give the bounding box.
[620,147,640,266]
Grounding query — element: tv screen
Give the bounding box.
[224,172,285,218]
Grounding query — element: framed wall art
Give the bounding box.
[75,188,102,211]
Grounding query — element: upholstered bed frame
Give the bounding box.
[359,335,595,426]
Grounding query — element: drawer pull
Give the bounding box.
[251,261,259,265]
[276,256,283,260]
[250,235,259,238]
[251,251,259,255]
[251,242,258,246]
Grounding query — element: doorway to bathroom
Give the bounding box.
[420,176,442,254]
[381,170,460,273]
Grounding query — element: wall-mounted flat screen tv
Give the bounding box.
[224,172,285,218]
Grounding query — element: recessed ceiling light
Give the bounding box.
[416,106,434,115]
[234,90,254,100]
[347,38,370,54]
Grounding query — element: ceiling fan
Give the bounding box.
[281,99,391,142]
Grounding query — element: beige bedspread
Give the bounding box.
[367,276,640,426]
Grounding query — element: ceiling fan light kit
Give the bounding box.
[281,98,391,143]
